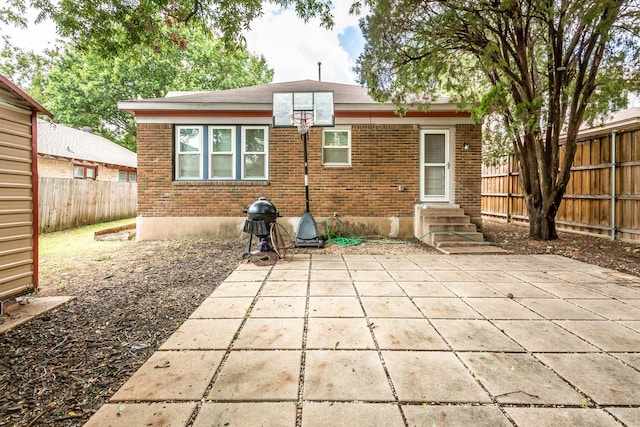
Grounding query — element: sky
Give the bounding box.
[2,3,366,85]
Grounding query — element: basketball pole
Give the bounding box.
[302,130,310,213]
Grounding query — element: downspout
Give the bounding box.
[610,130,616,241]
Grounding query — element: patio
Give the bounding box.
[86,254,640,426]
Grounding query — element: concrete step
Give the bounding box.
[436,244,508,255]
[421,223,478,233]
[428,231,485,243]
[419,214,471,224]
[418,208,466,217]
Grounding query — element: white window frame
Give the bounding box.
[419,129,450,202]
[209,126,236,180]
[241,126,269,180]
[175,125,203,180]
[322,127,351,166]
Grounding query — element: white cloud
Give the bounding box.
[244,4,363,84]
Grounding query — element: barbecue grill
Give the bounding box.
[243,197,279,254]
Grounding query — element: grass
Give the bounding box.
[39,218,136,275]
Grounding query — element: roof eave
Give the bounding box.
[0,74,53,118]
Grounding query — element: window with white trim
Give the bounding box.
[119,171,137,182]
[209,126,235,179]
[322,128,351,165]
[176,126,203,179]
[242,126,268,179]
[174,125,268,181]
[74,165,97,179]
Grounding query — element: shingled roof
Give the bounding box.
[119,79,453,113]
[37,120,136,168]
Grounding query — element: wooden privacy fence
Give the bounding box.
[482,125,640,243]
[38,177,137,232]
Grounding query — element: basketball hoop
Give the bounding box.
[291,111,314,135]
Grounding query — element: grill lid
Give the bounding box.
[246,197,278,215]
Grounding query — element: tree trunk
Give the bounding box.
[526,198,559,240]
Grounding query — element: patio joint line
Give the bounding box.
[295,254,313,427]
[352,255,409,427]
[184,264,273,427]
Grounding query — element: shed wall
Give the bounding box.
[0,103,36,299]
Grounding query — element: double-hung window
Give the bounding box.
[175,125,268,181]
[176,126,203,179]
[242,127,268,179]
[210,127,235,179]
[322,128,351,165]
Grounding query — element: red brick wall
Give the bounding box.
[136,122,481,220]
[454,124,482,225]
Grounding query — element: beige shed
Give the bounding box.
[0,74,52,313]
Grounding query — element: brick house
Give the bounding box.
[37,119,137,182]
[119,80,486,252]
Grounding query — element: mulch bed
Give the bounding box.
[1,224,638,426]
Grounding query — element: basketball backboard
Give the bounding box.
[272,91,335,127]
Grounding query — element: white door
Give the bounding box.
[420,130,450,202]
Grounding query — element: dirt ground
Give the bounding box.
[1,221,639,426]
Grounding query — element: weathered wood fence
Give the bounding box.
[38,177,137,232]
[482,126,640,243]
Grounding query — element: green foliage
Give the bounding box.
[2,0,334,53]
[1,25,273,151]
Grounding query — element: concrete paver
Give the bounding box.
[251,296,306,317]
[360,296,424,317]
[306,317,375,349]
[413,297,482,318]
[606,408,640,426]
[233,317,304,349]
[493,320,597,352]
[159,318,242,350]
[302,402,405,427]
[89,254,640,426]
[85,402,196,427]
[431,319,523,351]
[536,353,640,405]
[459,352,585,405]
[516,298,603,319]
[304,350,394,401]
[208,350,300,400]
[505,408,621,427]
[568,298,640,320]
[353,281,406,296]
[371,318,448,350]
[308,296,364,317]
[193,402,297,427]
[189,297,254,319]
[442,281,502,297]
[402,405,512,427]
[556,320,640,351]
[383,351,491,402]
[464,297,542,319]
[261,281,308,296]
[110,350,224,401]
[308,281,356,296]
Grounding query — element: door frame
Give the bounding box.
[419,129,451,202]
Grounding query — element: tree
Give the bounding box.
[1,26,273,150]
[355,0,639,240]
[2,0,336,53]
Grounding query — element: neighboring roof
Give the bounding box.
[576,107,640,139]
[37,119,137,168]
[0,73,53,117]
[119,79,455,114]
